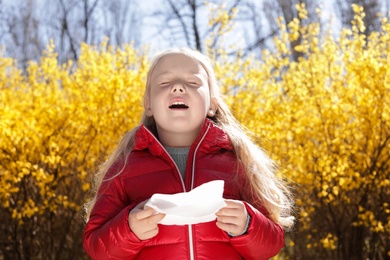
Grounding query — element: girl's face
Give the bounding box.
[146,53,212,146]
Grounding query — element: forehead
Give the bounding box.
[151,53,207,79]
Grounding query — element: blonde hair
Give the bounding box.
[84,48,294,229]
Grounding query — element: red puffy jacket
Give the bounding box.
[83,119,285,259]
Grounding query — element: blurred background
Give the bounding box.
[0,0,389,259]
[1,0,389,65]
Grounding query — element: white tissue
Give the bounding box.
[144,180,226,225]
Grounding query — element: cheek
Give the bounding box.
[149,90,163,108]
[199,88,211,108]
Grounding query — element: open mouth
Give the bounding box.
[169,102,189,109]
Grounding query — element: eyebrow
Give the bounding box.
[153,71,173,79]
[154,71,206,81]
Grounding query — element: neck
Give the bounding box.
[156,127,200,147]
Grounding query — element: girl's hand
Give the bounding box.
[128,200,166,240]
[215,199,248,236]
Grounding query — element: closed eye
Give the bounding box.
[187,82,200,86]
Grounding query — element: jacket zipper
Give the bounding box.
[188,124,210,260]
[143,124,211,260]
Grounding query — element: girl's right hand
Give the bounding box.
[128,200,166,240]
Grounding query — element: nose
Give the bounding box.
[171,82,185,94]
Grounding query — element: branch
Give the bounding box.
[59,0,78,61]
[241,29,279,56]
[167,0,191,47]
[83,0,99,43]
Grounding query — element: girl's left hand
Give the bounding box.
[215,199,248,236]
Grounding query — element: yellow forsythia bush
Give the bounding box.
[215,4,389,259]
[0,4,389,259]
[0,41,148,259]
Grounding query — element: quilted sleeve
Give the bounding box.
[83,171,146,259]
[229,202,285,260]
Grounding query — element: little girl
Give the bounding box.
[83,48,294,259]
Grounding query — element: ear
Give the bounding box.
[144,96,153,117]
[208,97,218,117]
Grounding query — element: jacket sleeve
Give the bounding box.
[229,202,285,260]
[83,172,146,259]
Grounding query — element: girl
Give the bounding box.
[83,48,294,259]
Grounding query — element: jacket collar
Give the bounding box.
[133,119,233,155]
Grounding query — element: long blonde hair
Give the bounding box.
[84,48,294,229]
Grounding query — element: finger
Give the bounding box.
[216,221,241,234]
[142,226,160,240]
[217,200,247,216]
[216,207,239,216]
[148,213,166,224]
[216,219,246,235]
[216,214,237,224]
[223,199,245,209]
[133,207,156,220]
[216,206,246,218]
